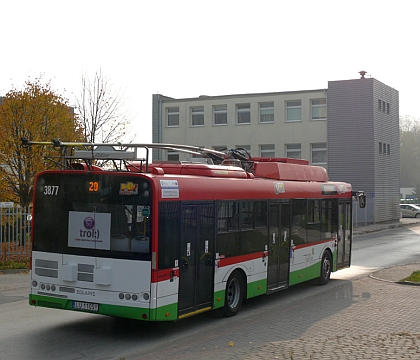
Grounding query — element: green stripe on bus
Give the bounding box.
[29,294,176,321]
[213,277,267,310]
[247,278,267,298]
[213,289,225,309]
[150,302,178,321]
[289,260,322,286]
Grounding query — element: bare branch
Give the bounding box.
[75,68,132,144]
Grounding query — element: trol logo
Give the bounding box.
[119,181,138,195]
[84,216,95,229]
[80,216,99,239]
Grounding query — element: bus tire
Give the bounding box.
[318,251,332,285]
[223,270,245,317]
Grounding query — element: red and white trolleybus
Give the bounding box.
[25,139,365,321]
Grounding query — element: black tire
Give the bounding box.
[415,213,420,218]
[318,251,332,285]
[223,270,245,317]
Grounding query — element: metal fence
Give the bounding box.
[0,206,32,261]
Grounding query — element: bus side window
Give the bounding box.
[291,199,306,245]
[307,200,321,243]
[158,202,180,269]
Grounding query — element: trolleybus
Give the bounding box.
[25,139,365,321]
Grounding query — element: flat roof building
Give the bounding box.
[152,72,400,224]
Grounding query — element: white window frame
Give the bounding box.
[259,102,274,123]
[311,143,327,165]
[212,145,227,155]
[167,152,180,161]
[213,105,227,125]
[286,144,301,159]
[236,103,251,124]
[260,144,275,158]
[167,107,179,127]
[191,106,204,126]
[311,99,326,120]
[286,100,301,122]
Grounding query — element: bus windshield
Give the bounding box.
[32,173,152,260]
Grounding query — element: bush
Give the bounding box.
[0,259,30,270]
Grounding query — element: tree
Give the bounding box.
[0,77,84,207]
[75,69,132,143]
[400,115,420,188]
[412,184,420,201]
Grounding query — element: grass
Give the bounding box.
[0,259,30,270]
[401,271,420,283]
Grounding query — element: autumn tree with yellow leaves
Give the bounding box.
[0,78,84,207]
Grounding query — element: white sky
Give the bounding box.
[1,0,418,143]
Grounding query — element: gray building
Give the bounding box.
[152,72,400,224]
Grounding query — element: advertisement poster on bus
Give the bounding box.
[68,211,111,250]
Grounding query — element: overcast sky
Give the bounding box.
[1,0,418,143]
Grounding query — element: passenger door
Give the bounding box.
[178,203,214,316]
[336,200,351,269]
[267,202,290,292]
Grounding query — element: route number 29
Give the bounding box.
[43,185,59,195]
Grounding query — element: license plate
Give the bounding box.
[72,301,99,312]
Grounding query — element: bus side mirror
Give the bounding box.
[359,193,366,208]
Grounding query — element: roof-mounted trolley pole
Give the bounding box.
[20,138,230,172]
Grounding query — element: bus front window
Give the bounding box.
[33,173,152,259]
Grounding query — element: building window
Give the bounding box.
[260,144,275,158]
[259,102,274,123]
[311,99,326,120]
[286,100,301,121]
[235,144,250,151]
[213,105,227,125]
[167,152,179,161]
[387,144,390,154]
[191,106,204,126]
[213,145,227,152]
[311,143,327,165]
[383,143,387,154]
[378,99,390,114]
[286,144,301,159]
[379,142,382,154]
[236,104,251,124]
[167,107,179,127]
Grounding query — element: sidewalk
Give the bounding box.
[354,217,420,283]
[353,217,420,235]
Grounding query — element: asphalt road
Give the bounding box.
[1,222,419,360]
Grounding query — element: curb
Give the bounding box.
[0,269,29,275]
[368,273,396,283]
[369,274,420,286]
[397,280,420,286]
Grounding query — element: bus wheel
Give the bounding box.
[318,251,332,285]
[223,271,244,317]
